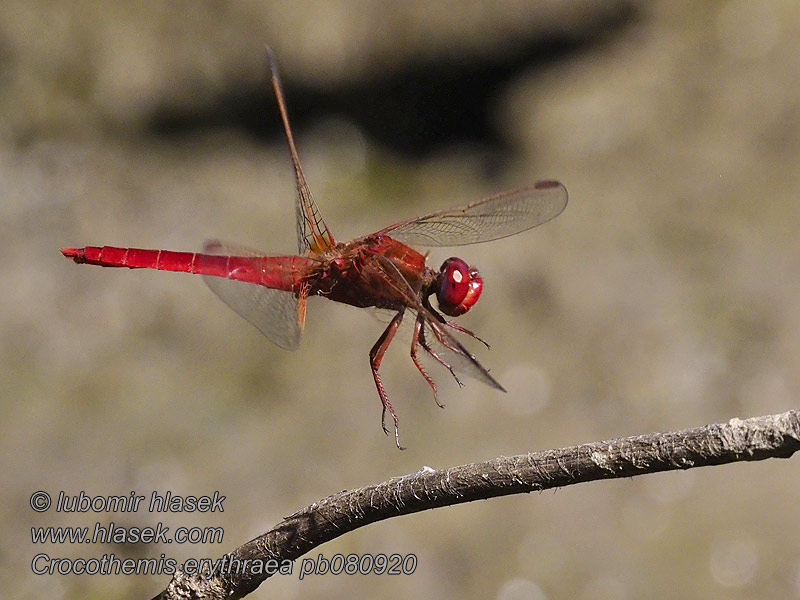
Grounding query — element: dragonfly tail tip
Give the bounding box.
[61,247,89,264]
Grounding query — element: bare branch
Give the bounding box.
[152,409,799,600]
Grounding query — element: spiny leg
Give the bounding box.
[422,295,490,348]
[369,309,405,449]
[423,314,466,361]
[441,321,490,348]
[419,320,464,388]
[410,312,444,408]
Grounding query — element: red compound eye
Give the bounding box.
[436,257,483,317]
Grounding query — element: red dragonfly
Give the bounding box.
[62,49,568,448]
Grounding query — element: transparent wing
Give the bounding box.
[367,254,503,390]
[295,176,334,255]
[376,180,567,247]
[266,47,334,255]
[201,241,303,351]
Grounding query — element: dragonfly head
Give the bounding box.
[435,257,483,317]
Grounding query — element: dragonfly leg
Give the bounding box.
[422,295,490,348]
[410,312,443,408]
[442,321,490,348]
[425,318,465,361]
[419,322,464,388]
[369,309,405,449]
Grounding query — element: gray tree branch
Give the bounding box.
[152,409,800,600]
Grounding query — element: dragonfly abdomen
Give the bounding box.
[61,246,309,292]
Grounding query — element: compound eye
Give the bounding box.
[436,257,483,317]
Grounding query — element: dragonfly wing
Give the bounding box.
[294,176,334,255]
[366,253,503,390]
[265,47,335,255]
[377,180,567,247]
[201,241,303,351]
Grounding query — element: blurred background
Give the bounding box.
[3,1,800,598]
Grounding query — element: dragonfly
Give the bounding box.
[62,49,568,448]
